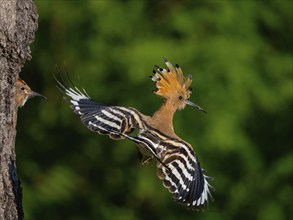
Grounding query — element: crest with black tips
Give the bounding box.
[150,58,193,100]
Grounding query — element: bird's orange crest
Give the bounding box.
[151,58,193,100]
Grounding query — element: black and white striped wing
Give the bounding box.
[57,80,146,140]
[157,139,213,209]
[122,128,213,209]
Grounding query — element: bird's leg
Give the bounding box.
[135,144,154,165]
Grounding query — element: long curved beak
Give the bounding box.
[185,100,207,113]
[29,91,47,99]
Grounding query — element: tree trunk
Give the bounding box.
[0,0,38,219]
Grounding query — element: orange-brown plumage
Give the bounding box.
[148,59,205,138]
[15,78,46,108]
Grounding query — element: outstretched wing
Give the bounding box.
[56,78,146,140]
[124,127,214,209]
[156,138,213,210]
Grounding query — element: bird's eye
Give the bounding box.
[179,95,183,100]
[21,87,25,91]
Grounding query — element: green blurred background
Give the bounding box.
[16,1,292,220]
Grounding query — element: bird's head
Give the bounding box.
[16,78,46,108]
[151,58,206,113]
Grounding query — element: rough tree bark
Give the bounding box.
[0,1,38,219]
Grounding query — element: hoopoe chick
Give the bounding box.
[15,78,46,108]
[56,58,213,210]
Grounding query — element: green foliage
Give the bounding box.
[17,1,292,219]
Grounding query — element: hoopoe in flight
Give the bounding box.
[56,58,213,210]
[15,78,46,108]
